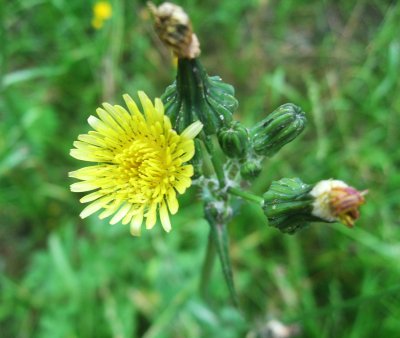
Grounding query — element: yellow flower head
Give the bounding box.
[69,91,203,236]
[92,1,112,29]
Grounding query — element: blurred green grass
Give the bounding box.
[1,0,400,337]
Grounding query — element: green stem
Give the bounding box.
[228,187,264,204]
[201,135,226,187]
[204,204,238,307]
[199,232,216,301]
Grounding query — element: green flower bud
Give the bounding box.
[263,178,367,234]
[250,104,306,157]
[263,178,316,234]
[217,122,249,158]
[161,58,238,135]
[240,160,262,179]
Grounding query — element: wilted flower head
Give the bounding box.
[148,2,200,58]
[92,1,112,29]
[310,179,367,227]
[263,178,366,234]
[69,91,202,236]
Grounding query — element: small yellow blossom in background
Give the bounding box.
[92,1,112,29]
[69,91,203,236]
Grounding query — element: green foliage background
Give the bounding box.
[1,0,399,337]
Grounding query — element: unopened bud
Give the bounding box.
[250,103,306,157]
[240,161,262,180]
[263,178,315,234]
[218,122,249,158]
[148,2,200,59]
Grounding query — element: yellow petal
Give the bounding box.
[109,105,133,132]
[70,149,101,162]
[122,206,141,225]
[138,91,156,122]
[130,211,144,236]
[70,181,98,192]
[123,94,142,118]
[159,201,171,232]
[174,177,192,194]
[179,147,195,162]
[154,98,164,117]
[178,165,194,177]
[79,195,113,219]
[97,106,124,134]
[78,134,107,147]
[110,203,131,225]
[180,120,203,139]
[79,190,105,203]
[163,116,172,132]
[69,165,109,180]
[145,203,157,229]
[166,190,179,214]
[99,199,124,219]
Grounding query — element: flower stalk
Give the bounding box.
[199,232,216,301]
[204,202,238,307]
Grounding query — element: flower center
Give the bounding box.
[114,135,177,205]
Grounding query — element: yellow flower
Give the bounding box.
[92,1,112,29]
[69,91,203,236]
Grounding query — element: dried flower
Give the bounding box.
[310,179,367,228]
[263,178,366,233]
[69,91,202,235]
[148,2,200,58]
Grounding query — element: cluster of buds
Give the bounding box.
[149,1,367,234]
[216,103,307,180]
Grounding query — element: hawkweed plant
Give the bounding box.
[70,2,367,307]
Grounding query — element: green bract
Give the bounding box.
[161,59,238,134]
[262,178,323,234]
